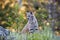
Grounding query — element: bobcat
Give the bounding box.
[21,11,39,33]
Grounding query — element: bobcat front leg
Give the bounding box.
[21,23,30,33]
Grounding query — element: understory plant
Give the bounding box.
[5,26,55,40]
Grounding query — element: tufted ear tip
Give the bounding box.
[27,11,29,12]
[30,12,32,14]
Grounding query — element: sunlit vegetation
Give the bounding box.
[0,0,60,40]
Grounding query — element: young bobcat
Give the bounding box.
[21,11,39,33]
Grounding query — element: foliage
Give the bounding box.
[0,0,60,34]
[0,0,60,40]
[0,0,18,28]
[5,26,56,40]
[35,7,48,26]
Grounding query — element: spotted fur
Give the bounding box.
[21,11,39,33]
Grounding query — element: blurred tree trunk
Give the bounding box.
[47,0,60,32]
[55,0,60,31]
[47,0,57,32]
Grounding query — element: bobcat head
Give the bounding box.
[26,11,34,23]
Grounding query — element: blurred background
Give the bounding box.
[0,0,60,36]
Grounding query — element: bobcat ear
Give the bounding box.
[26,11,30,14]
[27,11,29,12]
[30,12,32,14]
